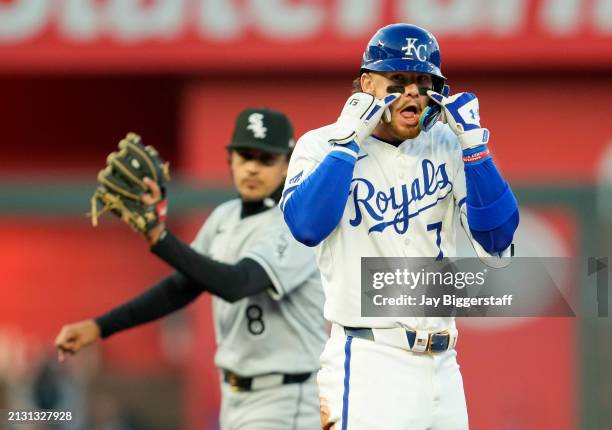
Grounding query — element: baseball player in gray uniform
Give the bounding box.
[55,108,327,430]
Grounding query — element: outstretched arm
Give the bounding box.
[55,250,272,361]
[54,272,201,361]
[94,271,202,339]
[56,211,273,362]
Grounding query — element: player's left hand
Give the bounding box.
[89,132,170,243]
[427,90,490,150]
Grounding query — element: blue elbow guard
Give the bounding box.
[471,210,519,254]
[467,184,518,231]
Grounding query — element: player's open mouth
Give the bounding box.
[399,105,420,125]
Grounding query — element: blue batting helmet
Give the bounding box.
[361,23,445,92]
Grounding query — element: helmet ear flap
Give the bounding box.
[433,77,445,94]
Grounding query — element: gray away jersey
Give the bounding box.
[191,199,327,376]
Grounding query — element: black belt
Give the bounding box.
[344,326,452,353]
[223,370,312,392]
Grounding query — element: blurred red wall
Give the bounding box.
[1,1,609,428]
[182,74,612,184]
[0,77,181,176]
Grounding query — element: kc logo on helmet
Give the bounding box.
[401,38,428,62]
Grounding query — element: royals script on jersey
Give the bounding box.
[281,122,508,332]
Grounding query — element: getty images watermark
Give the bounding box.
[360,257,610,317]
[371,266,511,308]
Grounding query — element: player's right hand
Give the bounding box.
[329,92,400,146]
[54,319,101,362]
[141,177,167,245]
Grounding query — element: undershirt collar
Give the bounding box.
[240,182,283,219]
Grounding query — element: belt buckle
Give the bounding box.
[227,373,242,392]
[427,330,450,354]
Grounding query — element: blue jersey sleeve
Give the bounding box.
[463,147,519,254]
[282,144,358,247]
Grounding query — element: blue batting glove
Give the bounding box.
[330,92,401,149]
[419,84,450,132]
[427,90,490,150]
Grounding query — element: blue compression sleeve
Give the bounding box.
[282,145,357,247]
[464,148,518,253]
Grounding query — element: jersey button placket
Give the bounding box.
[222,226,239,260]
[396,152,406,181]
[400,151,412,249]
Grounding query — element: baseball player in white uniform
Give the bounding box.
[55,108,327,430]
[280,24,519,429]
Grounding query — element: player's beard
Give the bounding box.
[239,179,266,201]
[385,108,422,140]
[237,176,286,202]
[389,119,421,140]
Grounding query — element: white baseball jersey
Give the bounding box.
[282,122,508,333]
[191,199,327,376]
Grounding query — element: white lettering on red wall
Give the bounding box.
[0,0,610,71]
